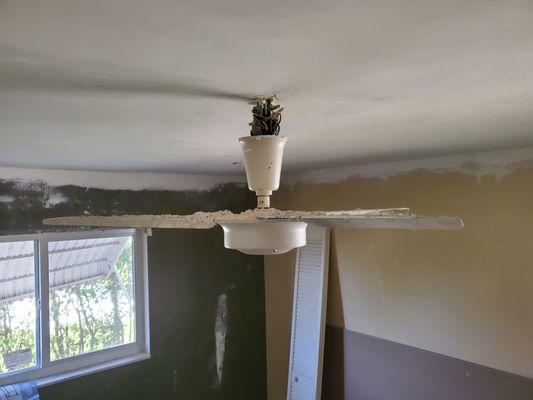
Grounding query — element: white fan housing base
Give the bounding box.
[217,220,308,255]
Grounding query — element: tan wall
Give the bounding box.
[265,167,533,399]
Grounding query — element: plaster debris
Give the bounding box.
[220,207,412,221]
[249,207,412,220]
[214,293,228,386]
[43,208,411,228]
[43,210,236,229]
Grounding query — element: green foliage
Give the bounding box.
[0,301,36,372]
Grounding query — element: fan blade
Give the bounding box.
[43,211,235,229]
[43,208,463,230]
[252,207,409,219]
[301,215,463,230]
[255,208,463,230]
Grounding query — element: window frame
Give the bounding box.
[0,229,150,387]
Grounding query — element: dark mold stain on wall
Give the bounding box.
[0,179,267,400]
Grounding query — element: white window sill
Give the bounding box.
[36,352,151,388]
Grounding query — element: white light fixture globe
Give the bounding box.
[217,220,308,255]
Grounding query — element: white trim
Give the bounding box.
[287,226,330,400]
[133,229,150,356]
[36,352,150,388]
[33,241,42,375]
[38,237,51,369]
[315,228,330,399]
[0,229,136,243]
[136,230,151,356]
[0,229,150,387]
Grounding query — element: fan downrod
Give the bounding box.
[240,97,286,209]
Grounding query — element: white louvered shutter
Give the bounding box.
[287,225,330,400]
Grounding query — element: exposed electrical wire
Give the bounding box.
[249,96,284,136]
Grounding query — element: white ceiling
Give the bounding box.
[1,0,533,174]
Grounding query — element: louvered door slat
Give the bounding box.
[287,226,330,400]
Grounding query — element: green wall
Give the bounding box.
[0,179,267,400]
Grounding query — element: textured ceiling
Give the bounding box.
[1,0,533,173]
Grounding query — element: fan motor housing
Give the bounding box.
[239,135,287,208]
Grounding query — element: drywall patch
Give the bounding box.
[43,188,68,208]
[284,147,533,185]
[214,293,228,386]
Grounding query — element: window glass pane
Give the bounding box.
[48,236,135,361]
[0,241,37,373]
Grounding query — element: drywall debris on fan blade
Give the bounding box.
[43,211,236,229]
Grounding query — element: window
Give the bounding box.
[0,230,149,386]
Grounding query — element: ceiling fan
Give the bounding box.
[43,97,463,255]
